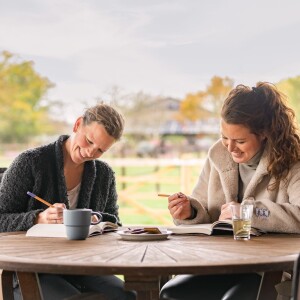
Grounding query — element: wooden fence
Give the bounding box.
[106,158,205,225]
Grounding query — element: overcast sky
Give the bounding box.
[1,0,300,117]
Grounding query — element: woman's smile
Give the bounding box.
[220,120,265,164]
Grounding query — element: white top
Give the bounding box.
[67,183,81,209]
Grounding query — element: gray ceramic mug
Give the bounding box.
[63,209,102,240]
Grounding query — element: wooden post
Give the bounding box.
[154,166,160,193]
[0,270,14,300]
[17,272,43,300]
[180,163,190,193]
[257,271,283,300]
[121,166,126,190]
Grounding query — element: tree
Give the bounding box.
[0,51,54,143]
[276,76,300,123]
[205,76,234,117]
[178,76,234,122]
[177,91,208,122]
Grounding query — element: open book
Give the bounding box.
[26,221,119,238]
[167,220,264,236]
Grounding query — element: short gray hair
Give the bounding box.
[82,103,124,140]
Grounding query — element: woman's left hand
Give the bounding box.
[219,201,238,221]
[91,215,99,223]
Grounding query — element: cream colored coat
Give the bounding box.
[176,139,300,233]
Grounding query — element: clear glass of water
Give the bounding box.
[230,204,253,240]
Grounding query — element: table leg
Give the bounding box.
[159,275,172,290]
[257,271,283,300]
[17,272,43,300]
[0,270,14,300]
[124,275,160,300]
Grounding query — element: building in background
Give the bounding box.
[123,97,219,158]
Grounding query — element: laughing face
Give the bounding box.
[220,120,265,164]
[68,117,115,164]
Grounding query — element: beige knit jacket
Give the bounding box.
[175,139,300,233]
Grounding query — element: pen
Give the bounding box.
[158,193,186,198]
[27,191,54,207]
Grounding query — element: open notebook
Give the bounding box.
[26,222,118,238]
[167,220,264,236]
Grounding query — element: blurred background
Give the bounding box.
[1,0,300,225]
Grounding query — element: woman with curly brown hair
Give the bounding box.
[160,82,300,300]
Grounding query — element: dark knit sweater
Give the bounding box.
[0,135,120,232]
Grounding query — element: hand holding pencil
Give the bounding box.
[27,191,66,224]
[158,192,192,220]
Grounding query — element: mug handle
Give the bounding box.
[91,211,103,225]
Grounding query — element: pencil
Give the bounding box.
[157,194,170,197]
[27,191,54,207]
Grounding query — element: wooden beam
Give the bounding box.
[0,270,14,300]
[257,271,283,300]
[17,272,43,300]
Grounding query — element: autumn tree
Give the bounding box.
[177,91,207,122]
[0,51,54,143]
[205,76,234,117]
[178,76,234,122]
[276,76,300,123]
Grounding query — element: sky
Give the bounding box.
[1,0,300,119]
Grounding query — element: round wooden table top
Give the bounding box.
[0,232,299,276]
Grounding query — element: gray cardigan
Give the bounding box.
[0,135,120,232]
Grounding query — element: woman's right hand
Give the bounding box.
[35,203,66,224]
[168,192,192,220]
[218,201,236,221]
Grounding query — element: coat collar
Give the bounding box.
[209,139,269,174]
[208,139,269,202]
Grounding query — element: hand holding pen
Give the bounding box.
[158,192,192,220]
[27,191,66,224]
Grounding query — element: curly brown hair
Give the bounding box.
[221,82,300,190]
[82,103,124,141]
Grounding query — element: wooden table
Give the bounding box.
[0,231,299,300]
